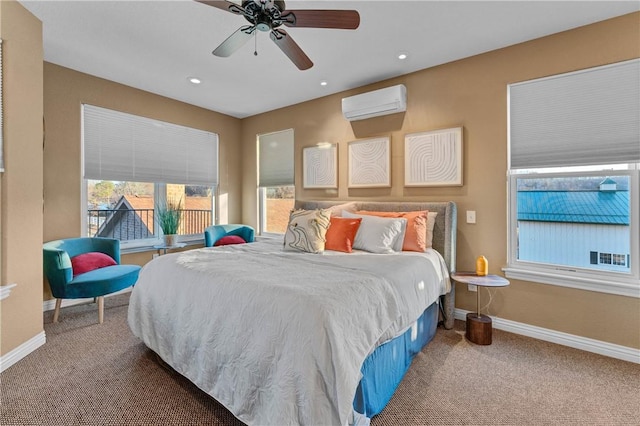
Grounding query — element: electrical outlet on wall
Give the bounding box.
[466,210,476,224]
[468,284,477,292]
[152,253,159,259]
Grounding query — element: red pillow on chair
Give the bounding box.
[214,235,246,246]
[71,252,117,277]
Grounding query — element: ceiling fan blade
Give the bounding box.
[282,10,360,29]
[213,26,254,57]
[195,0,244,15]
[270,29,313,70]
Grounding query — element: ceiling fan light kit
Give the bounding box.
[197,0,360,70]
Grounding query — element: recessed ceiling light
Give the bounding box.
[398,52,408,60]
[189,77,202,85]
[320,80,328,86]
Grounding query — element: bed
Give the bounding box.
[128,200,457,426]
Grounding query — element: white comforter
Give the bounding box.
[128,239,450,426]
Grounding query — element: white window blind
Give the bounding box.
[83,105,219,186]
[509,59,640,169]
[258,129,294,187]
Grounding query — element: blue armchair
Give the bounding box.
[204,224,255,247]
[43,237,141,324]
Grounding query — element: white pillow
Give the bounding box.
[342,211,407,253]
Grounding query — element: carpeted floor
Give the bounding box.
[1,293,638,425]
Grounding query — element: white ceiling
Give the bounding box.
[19,0,640,119]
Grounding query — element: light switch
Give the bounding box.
[466,210,476,224]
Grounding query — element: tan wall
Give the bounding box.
[242,13,640,349]
[42,63,243,298]
[0,0,44,357]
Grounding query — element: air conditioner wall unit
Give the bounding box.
[342,84,407,121]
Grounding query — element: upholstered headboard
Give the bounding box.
[294,200,457,329]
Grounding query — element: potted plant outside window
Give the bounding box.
[157,197,182,247]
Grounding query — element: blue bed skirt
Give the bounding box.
[353,301,439,417]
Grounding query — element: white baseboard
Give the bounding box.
[454,309,640,364]
[0,331,46,373]
[0,288,135,373]
[42,287,133,312]
[2,289,134,373]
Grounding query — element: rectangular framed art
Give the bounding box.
[302,144,338,189]
[404,127,463,187]
[348,136,391,188]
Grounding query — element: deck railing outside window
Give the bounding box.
[87,208,212,241]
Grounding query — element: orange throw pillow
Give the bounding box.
[356,210,428,252]
[325,217,362,253]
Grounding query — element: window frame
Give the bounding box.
[81,105,219,251]
[506,60,639,297]
[257,185,295,237]
[257,129,295,236]
[258,187,277,238]
[82,181,217,251]
[505,165,640,298]
[156,183,217,245]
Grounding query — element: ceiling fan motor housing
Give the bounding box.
[243,0,286,31]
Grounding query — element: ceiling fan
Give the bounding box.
[196,0,360,70]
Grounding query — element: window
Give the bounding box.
[258,129,294,235]
[591,251,629,267]
[506,60,640,297]
[613,254,627,267]
[599,253,612,265]
[82,105,218,249]
[259,185,295,234]
[86,181,215,243]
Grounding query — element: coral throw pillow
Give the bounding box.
[325,217,362,253]
[356,210,432,252]
[71,252,117,277]
[214,235,246,246]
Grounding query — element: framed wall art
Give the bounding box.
[404,127,463,187]
[347,136,390,188]
[302,144,338,189]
